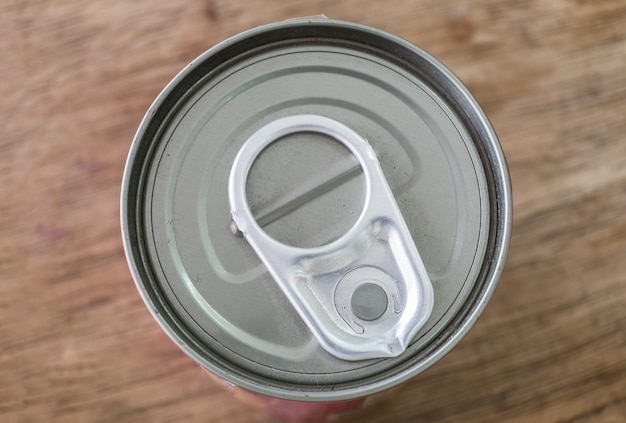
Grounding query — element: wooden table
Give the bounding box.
[2,1,625,422]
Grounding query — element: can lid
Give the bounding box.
[122,18,511,401]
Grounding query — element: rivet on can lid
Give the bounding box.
[351,283,388,321]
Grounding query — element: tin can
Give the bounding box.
[121,18,511,422]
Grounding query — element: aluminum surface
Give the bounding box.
[121,18,512,401]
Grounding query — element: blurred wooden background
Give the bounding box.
[2,1,626,422]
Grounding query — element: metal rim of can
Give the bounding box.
[121,18,512,402]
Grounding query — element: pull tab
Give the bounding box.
[229,115,434,361]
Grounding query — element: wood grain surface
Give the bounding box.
[2,1,626,422]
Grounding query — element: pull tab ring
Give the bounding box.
[229,115,433,361]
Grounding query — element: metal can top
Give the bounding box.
[121,18,511,401]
